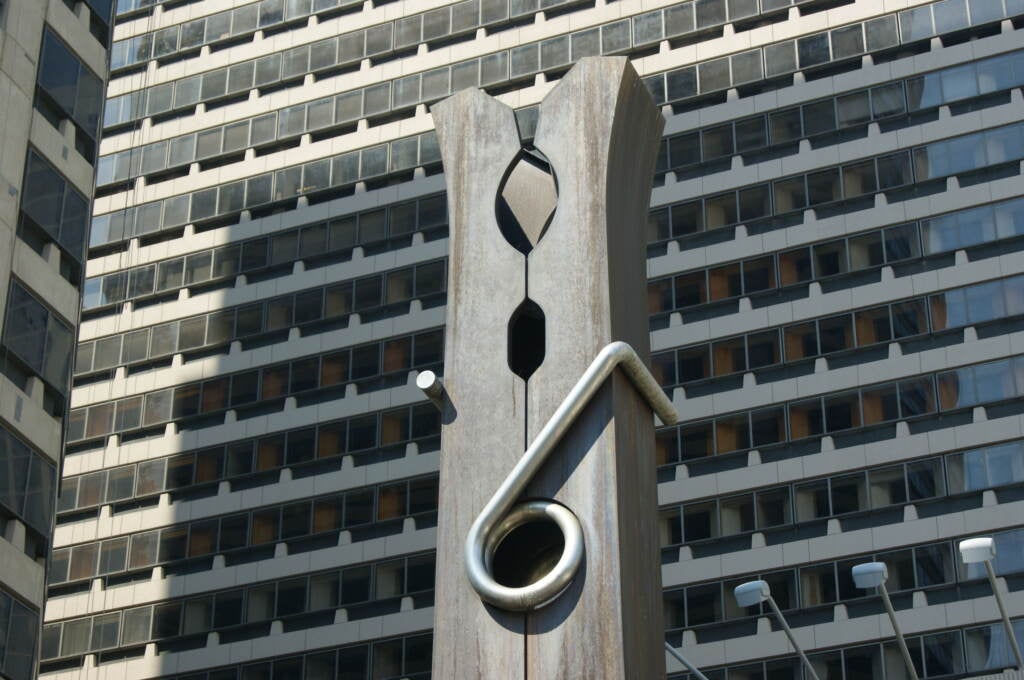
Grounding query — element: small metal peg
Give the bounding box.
[417,370,446,409]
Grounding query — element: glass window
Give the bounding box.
[365,24,393,55]
[842,160,877,198]
[900,5,935,42]
[731,50,762,85]
[98,539,127,574]
[831,24,864,59]
[807,168,840,205]
[803,100,836,137]
[819,315,854,353]
[698,58,730,93]
[899,377,936,417]
[764,41,796,77]
[303,159,330,194]
[68,543,99,580]
[632,11,663,45]
[836,91,871,129]
[119,606,152,646]
[830,473,867,513]
[891,299,928,338]
[595,18,628,53]
[750,407,785,447]
[127,531,159,570]
[60,618,92,656]
[252,509,279,544]
[239,174,270,209]
[789,399,823,439]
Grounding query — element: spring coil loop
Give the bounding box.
[458,341,679,611]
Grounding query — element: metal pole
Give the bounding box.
[984,560,1024,670]
[765,595,822,680]
[877,584,920,680]
[664,642,712,680]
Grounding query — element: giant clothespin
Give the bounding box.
[425,57,672,679]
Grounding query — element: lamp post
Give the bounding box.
[851,562,920,680]
[959,537,1024,670]
[663,642,711,680]
[734,580,822,680]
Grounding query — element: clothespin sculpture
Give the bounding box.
[422,57,674,679]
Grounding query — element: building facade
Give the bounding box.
[40,0,1024,678]
[0,1,111,679]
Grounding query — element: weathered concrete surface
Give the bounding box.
[431,57,665,679]
[431,89,527,680]
[525,57,666,679]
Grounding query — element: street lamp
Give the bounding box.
[958,537,1024,670]
[734,580,822,680]
[851,562,920,680]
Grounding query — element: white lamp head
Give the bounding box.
[415,370,438,391]
[852,562,889,589]
[734,580,771,608]
[959,537,996,564]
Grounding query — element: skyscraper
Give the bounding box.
[42,0,1024,678]
[0,1,111,679]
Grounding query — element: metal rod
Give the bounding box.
[877,584,920,680]
[984,560,1024,670]
[663,641,711,680]
[458,341,679,611]
[765,595,821,680]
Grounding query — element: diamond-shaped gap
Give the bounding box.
[496,148,557,255]
[508,298,545,381]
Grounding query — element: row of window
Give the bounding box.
[63,0,114,47]
[48,534,1017,669]
[98,102,1024,267]
[112,0,365,70]
[112,632,432,680]
[90,132,441,248]
[98,109,437,190]
[26,29,101,286]
[58,403,439,514]
[87,193,446,300]
[646,118,1024,244]
[103,0,826,130]
[110,0,593,73]
[648,225,916,316]
[671,619,1024,680]
[0,425,56,540]
[18,150,90,276]
[35,29,104,157]
[42,552,434,659]
[49,475,438,585]
[652,273,1024,388]
[662,439,1024,546]
[656,47,1024,179]
[66,328,444,443]
[664,527,1024,632]
[75,259,446,375]
[656,353,1024,463]
[648,195,1024,314]
[645,0,1020,109]
[85,186,1021,333]
[1,282,74,397]
[79,0,115,45]
[0,589,38,680]
[114,0,214,18]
